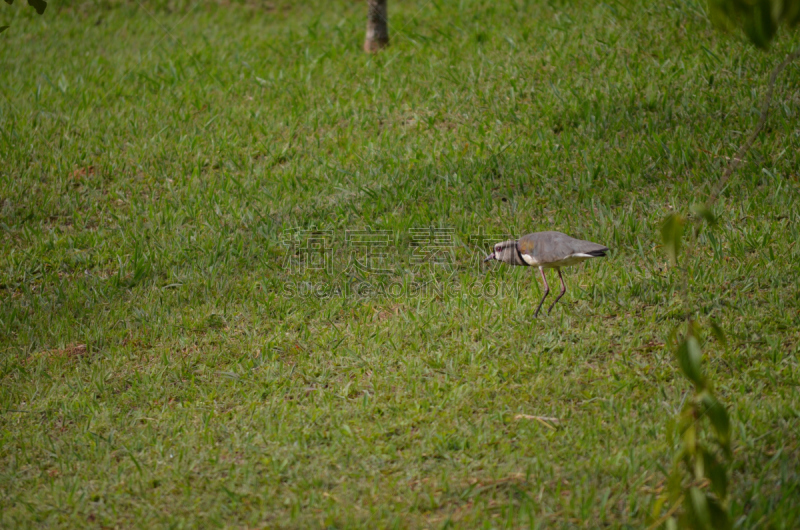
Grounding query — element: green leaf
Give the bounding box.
[701,393,731,451]
[694,444,707,478]
[677,406,695,436]
[652,493,669,519]
[661,214,685,265]
[707,495,732,530]
[690,203,717,226]
[743,0,776,48]
[688,319,703,340]
[709,320,727,347]
[666,325,681,351]
[687,487,712,529]
[668,464,683,502]
[676,336,704,388]
[702,449,729,500]
[786,0,800,26]
[707,0,734,31]
[666,415,676,447]
[0,26,8,34]
[682,422,697,455]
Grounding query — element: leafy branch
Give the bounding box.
[653,3,800,527]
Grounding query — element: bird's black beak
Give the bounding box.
[483,252,495,263]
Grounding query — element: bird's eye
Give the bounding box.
[495,245,501,252]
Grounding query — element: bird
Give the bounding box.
[484,231,609,317]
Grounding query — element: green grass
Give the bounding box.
[2,0,800,527]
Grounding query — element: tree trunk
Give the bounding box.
[364,0,389,53]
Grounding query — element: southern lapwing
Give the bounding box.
[484,231,609,317]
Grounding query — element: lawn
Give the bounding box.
[1,0,799,527]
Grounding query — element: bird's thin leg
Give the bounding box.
[547,268,567,314]
[533,267,550,318]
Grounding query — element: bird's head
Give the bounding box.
[484,240,518,264]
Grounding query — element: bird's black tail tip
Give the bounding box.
[588,248,609,258]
